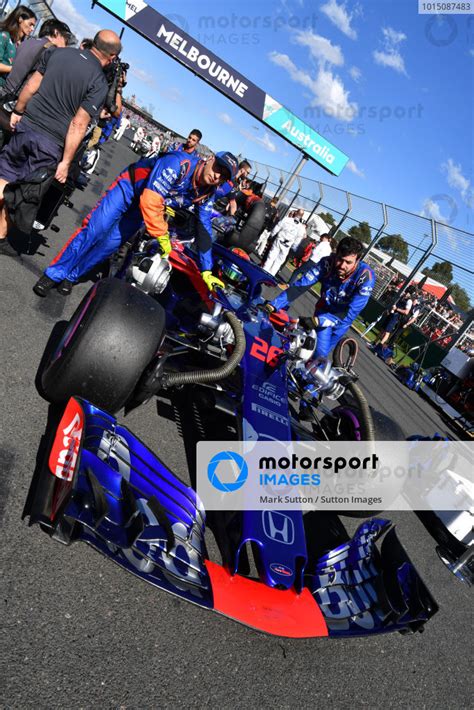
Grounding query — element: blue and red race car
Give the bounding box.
[24,238,438,638]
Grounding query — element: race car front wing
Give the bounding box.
[23,397,438,638]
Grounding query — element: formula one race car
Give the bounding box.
[24,238,438,638]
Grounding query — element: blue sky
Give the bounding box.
[54,0,472,287]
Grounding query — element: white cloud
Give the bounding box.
[161,86,182,103]
[218,112,233,125]
[346,159,364,177]
[130,67,156,88]
[349,66,361,82]
[373,26,408,76]
[321,0,358,40]
[442,159,474,207]
[383,27,407,44]
[240,128,277,153]
[269,51,357,121]
[53,0,100,41]
[293,30,344,66]
[421,198,449,223]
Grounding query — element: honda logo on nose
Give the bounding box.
[262,511,295,545]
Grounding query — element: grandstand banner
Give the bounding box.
[95,0,349,176]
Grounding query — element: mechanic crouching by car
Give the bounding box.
[33,149,239,296]
[264,237,375,359]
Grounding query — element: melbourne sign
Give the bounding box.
[96,0,349,175]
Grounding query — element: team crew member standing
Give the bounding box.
[33,150,239,297]
[372,292,416,348]
[0,30,121,257]
[167,128,202,155]
[265,237,375,358]
[262,209,306,276]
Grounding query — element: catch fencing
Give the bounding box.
[248,159,473,357]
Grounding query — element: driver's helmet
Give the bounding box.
[221,247,250,284]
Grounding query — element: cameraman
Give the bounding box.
[0,29,121,256]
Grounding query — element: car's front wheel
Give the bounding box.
[41,278,166,413]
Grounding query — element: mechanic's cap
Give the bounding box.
[215,151,239,181]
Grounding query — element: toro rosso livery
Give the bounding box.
[44,150,228,286]
[25,239,438,638]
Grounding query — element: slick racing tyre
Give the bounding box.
[41,278,166,413]
[227,200,266,253]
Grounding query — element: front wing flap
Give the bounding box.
[24,397,437,638]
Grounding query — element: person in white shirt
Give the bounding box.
[262,209,306,276]
[145,134,161,157]
[130,125,144,149]
[288,232,332,285]
[113,113,130,141]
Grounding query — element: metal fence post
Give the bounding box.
[276,155,308,205]
[394,219,438,298]
[305,182,324,223]
[332,191,352,235]
[363,203,388,257]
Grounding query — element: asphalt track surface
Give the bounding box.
[1,138,471,709]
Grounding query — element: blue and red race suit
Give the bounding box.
[167,141,198,156]
[214,180,234,200]
[45,151,217,283]
[271,254,375,358]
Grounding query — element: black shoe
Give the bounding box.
[0,239,18,257]
[33,275,57,297]
[57,279,73,296]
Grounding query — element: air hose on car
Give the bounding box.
[333,337,375,442]
[161,312,246,388]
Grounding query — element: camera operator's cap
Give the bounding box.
[215,151,239,181]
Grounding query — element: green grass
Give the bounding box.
[351,317,417,368]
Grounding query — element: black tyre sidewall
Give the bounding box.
[41,278,166,413]
[237,201,266,252]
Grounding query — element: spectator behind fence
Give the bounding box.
[0,18,70,101]
[0,5,37,88]
[0,29,122,257]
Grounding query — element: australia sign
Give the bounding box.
[96,0,349,176]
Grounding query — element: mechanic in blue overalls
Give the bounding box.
[264,236,376,359]
[33,149,239,297]
[213,158,252,203]
[167,128,202,155]
[212,159,253,237]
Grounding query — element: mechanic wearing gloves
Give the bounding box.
[33,149,239,297]
[262,208,306,276]
[264,236,375,358]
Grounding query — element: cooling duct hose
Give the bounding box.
[161,312,246,388]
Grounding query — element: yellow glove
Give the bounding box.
[156,234,172,256]
[201,270,224,292]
